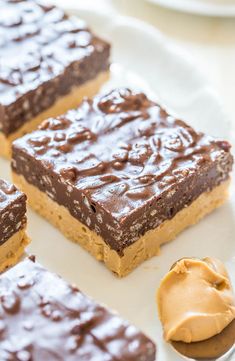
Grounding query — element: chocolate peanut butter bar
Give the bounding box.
[0,257,156,360]
[0,179,29,272]
[0,0,110,157]
[12,88,233,276]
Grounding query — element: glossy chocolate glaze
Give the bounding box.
[12,89,233,254]
[0,258,156,360]
[0,178,27,245]
[0,0,110,136]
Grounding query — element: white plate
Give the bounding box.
[146,0,235,17]
[0,8,234,361]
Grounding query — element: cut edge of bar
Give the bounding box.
[0,71,109,158]
[12,172,230,277]
[0,227,30,273]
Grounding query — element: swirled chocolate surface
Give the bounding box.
[12,88,233,253]
[0,258,156,360]
[0,178,27,245]
[0,0,110,136]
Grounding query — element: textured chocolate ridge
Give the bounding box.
[12,88,233,254]
[0,178,27,246]
[0,0,110,136]
[0,258,156,360]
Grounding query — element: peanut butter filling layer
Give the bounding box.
[0,71,109,158]
[0,228,30,273]
[157,257,235,343]
[12,173,230,277]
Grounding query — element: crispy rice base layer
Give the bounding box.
[12,172,230,277]
[0,227,30,273]
[0,71,109,158]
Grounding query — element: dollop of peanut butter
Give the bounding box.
[157,258,235,343]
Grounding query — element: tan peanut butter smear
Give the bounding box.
[157,257,235,343]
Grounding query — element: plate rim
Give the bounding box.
[146,0,235,17]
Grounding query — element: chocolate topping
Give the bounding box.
[0,258,156,360]
[12,88,233,254]
[0,0,110,136]
[0,178,27,245]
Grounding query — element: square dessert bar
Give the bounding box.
[0,258,156,360]
[0,0,110,157]
[12,89,233,276]
[0,178,29,272]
